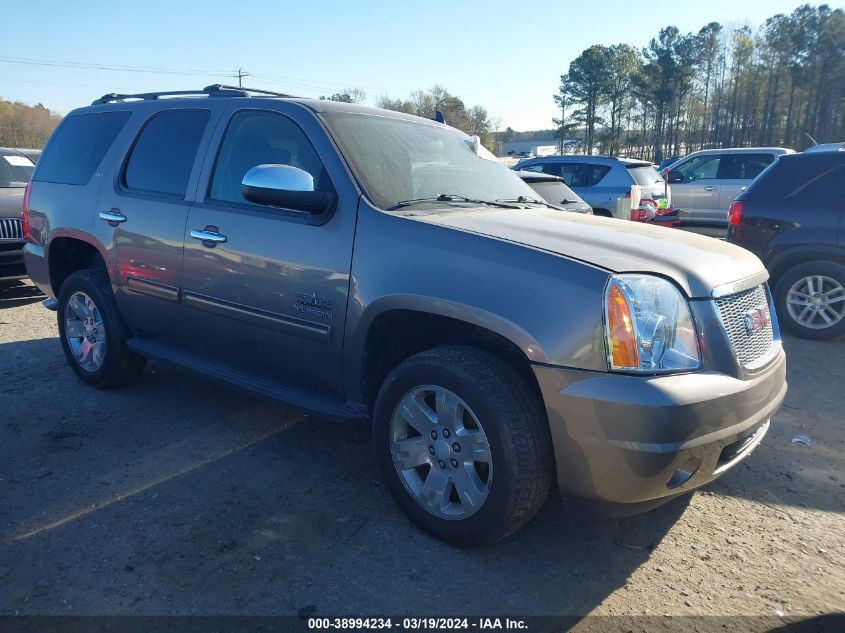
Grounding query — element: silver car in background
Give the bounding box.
[513,155,665,218]
[516,171,592,214]
[666,147,793,225]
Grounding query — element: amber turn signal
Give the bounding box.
[606,281,639,369]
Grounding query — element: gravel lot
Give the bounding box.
[0,278,843,626]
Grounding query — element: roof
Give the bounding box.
[519,155,653,166]
[82,84,444,128]
[803,142,845,153]
[514,170,564,183]
[683,147,794,157]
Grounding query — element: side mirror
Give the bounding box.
[667,170,684,184]
[241,164,336,215]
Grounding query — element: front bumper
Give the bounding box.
[0,240,27,280]
[534,349,786,516]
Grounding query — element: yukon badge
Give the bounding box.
[295,291,334,320]
[743,306,771,335]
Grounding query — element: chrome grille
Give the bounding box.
[714,284,775,369]
[0,218,23,240]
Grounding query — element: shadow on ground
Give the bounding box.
[711,334,844,514]
[0,281,44,310]
[0,336,692,617]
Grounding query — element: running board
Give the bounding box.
[127,337,368,422]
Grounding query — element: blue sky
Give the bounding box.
[1,0,825,130]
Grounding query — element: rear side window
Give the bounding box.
[35,111,131,185]
[124,109,210,197]
[721,154,774,180]
[558,163,610,187]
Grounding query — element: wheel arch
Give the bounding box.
[351,297,548,411]
[47,231,109,297]
[768,246,845,287]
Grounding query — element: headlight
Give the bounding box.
[604,274,700,373]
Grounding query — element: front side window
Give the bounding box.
[124,109,210,197]
[210,110,329,206]
[35,111,131,186]
[673,155,720,183]
[321,112,538,210]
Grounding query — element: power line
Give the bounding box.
[0,55,523,102]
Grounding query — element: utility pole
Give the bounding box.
[235,68,249,88]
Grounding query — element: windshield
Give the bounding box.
[627,165,663,186]
[0,152,35,188]
[321,112,540,210]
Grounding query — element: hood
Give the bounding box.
[0,188,24,218]
[410,208,766,298]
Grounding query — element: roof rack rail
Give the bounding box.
[91,84,296,106]
[207,84,296,98]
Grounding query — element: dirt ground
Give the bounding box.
[0,278,843,626]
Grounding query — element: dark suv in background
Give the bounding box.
[728,151,845,339]
[0,148,35,280]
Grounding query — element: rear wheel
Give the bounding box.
[775,261,845,340]
[57,270,146,388]
[373,346,554,547]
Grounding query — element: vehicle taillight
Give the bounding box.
[729,200,743,226]
[21,181,32,242]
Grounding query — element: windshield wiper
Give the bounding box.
[387,194,522,211]
[496,195,559,209]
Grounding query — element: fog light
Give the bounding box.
[666,457,700,489]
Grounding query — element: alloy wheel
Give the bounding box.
[786,275,845,330]
[389,385,493,520]
[64,291,106,372]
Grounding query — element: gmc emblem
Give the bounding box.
[743,306,771,335]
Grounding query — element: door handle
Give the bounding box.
[190,227,227,246]
[99,209,127,225]
[704,186,717,192]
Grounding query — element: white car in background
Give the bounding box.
[665,147,793,226]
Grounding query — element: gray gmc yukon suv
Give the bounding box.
[23,86,787,546]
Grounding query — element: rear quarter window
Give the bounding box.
[35,111,131,185]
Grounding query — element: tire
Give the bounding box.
[57,269,146,388]
[774,261,845,340]
[372,346,554,547]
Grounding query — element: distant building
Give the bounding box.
[497,139,578,157]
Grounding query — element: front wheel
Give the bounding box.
[372,346,554,547]
[775,261,845,340]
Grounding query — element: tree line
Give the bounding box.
[555,3,844,161]
[0,98,62,148]
[322,86,497,149]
